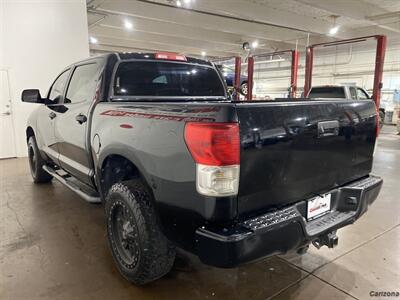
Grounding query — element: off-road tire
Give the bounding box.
[27,136,52,183]
[105,180,176,285]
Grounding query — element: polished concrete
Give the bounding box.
[1,126,399,300]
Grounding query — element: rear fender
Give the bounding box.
[96,145,152,199]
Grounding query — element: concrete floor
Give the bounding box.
[1,126,399,300]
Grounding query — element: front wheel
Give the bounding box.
[27,136,52,183]
[105,180,176,285]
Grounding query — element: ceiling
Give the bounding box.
[87,0,400,58]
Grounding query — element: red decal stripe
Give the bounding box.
[100,110,215,122]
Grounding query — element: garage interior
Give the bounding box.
[1,0,400,299]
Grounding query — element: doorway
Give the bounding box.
[0,69,17,159]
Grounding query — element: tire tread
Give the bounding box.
[106,180,175,285]
[28,136,52,183]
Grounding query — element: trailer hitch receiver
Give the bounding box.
[312,231,338,249]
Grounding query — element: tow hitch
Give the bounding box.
[312,231,338,249]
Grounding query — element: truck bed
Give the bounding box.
[91,98,377,249]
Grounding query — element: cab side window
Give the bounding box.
[357,88,370,100]
[349,87,357,100]
[65,63,100,104]
[48,69,70,103]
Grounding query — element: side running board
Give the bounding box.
[43,165,101,204]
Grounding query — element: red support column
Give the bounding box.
[303,46,314,98]
[372,35,387,110]
[290,50,299,97]
[372,35,387,135]
[234,56,242,101]
[247,56,254,101]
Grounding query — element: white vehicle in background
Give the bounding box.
[397,112,400,134]
[306,85,385,129]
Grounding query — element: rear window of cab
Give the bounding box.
[113,61,225,97]
[308,87,346,98]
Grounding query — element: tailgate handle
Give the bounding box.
[318,121,339,138]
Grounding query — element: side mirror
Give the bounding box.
[21,89,44,103]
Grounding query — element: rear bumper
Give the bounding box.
[195,175,382,268]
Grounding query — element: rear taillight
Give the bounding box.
[184,122,239,166]
[184,122,240,197]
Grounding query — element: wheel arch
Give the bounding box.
[26,126,35,141]
[97,152,153,200]
[98,152,169,234]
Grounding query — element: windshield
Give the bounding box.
[114,61,225,97]
[308,87,346,98]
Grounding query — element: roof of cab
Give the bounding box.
[113,52,213,66]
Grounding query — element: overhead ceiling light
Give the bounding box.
[328,15,340,36]
[124,20,133,30]
[183,0,191,3]
[201,51,206,57]
[329,25,340,35]
[251,40,259,49]
[89,36,98,44]
[176,0,182,6]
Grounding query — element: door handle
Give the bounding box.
[75,114,87,124]
[49,112,57,119]
[318,120,339,138]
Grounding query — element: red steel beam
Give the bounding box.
[247,56,254,101]
[372,35,387,111]
[303,46,314,97]
[290,50,299,97]
[310,35,380,48]
[234,56,242,101]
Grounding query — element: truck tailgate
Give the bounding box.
[236,100,377,217]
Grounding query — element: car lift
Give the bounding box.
[246,49,299,101]
[303,35,387,129]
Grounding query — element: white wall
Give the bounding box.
[0,0,89,157]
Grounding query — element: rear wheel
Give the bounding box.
[105,180,176,285]
[27,136,52,183]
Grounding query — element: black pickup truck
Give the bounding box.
[22,52,382,285]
